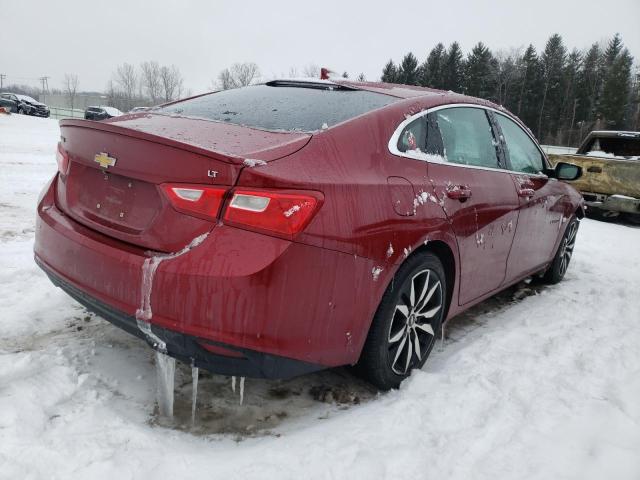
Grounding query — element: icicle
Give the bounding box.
[231,375,236,393]
[135,233,209,352]
[239,377,245,406]
[155,351,175,418]
[191,366,199,426]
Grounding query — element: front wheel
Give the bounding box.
[542,217,579,284]
[357,252,447,390]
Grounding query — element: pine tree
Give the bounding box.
[381,60,398,83]
[398,52,420,85]
[420,43,447,88]
[342,71,349,79]
[575,43,603,127]
[537,34,567,141]
[557,49,582,144]
[600,45,633,128]
[464,42,494,99]
[629,66,640,130]
[604,33,624,68]
[443,42,464,92]
[512,44,541,128]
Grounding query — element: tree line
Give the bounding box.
[380,34,640,146]
[107,61,185,111]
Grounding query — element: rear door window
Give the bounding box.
[434,107,500,168]
[158,83,397,132]
[495,114,545,174]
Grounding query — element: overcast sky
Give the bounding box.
[1,0,639,94]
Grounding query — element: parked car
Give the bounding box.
[84,105,123,120]
[34,80,584,390]
[0,92,50,117]
[0,95,17,113]
[548,131,640,221]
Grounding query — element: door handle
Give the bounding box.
[587,166,602,173]
[446,185,472,201]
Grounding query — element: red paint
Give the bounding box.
[35,82,583,374]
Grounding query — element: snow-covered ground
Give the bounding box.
[1,114,639,479]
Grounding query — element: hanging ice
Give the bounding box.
[134,233,209,419]
[231,375,236,393]
[191,366,199,426]
[135,232,209,352]
[155,351,176,418]
[239,377,245,406]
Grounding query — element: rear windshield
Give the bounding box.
[157,84,397,132]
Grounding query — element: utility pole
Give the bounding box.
[0,74,5,90]
[39,76,50,102]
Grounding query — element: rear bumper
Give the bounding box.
[582,192,640,214]
[34,175,383,375]
[37,257,323,379]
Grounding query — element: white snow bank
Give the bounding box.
[585,150,640,160]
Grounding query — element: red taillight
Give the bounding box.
[161,184,228,221]
[223,189,323,238]
[56,142,69,175]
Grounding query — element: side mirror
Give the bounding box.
[553,162,582,181]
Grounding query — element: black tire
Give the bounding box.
[542,217,579,284]
[357,252,447,390]
[17,107,24,114]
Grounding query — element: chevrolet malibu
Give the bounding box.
[35,79,584,390]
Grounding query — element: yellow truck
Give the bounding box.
[548,131,640,222]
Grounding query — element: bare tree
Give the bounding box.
[302,64,320,78]
[357,73,367,81]
[140,61,162,104]
[64,73,79,110]
[114,63,138,110]
[216,68,235,90]
[233,62,260,86]
[215,62,260,90]
[159,65,184,102]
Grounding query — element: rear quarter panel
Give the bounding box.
[236,102,462,338]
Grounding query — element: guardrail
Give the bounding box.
[541,145,577,155]
[48,106,85,120]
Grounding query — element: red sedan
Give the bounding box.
[35,80,584,390]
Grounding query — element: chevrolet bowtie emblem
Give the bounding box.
[94,152,117,169]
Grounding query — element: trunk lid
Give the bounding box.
[56,117,311,252]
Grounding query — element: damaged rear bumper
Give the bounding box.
[36,256,323,379]
[34,175,381,374]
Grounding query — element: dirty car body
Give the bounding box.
[34,80,584,386]
[549,131,640,218]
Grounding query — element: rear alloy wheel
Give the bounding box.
[543,217,579,284]
[357,253,446,390]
